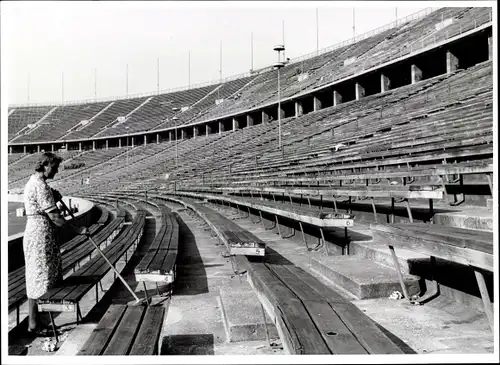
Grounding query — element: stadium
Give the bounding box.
[4,4,497,360]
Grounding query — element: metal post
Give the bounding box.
[316,8,319,54]
[94,68,97,100]
[27,72,30,105]
[352,8,356,39]
[474,270,494,331]
[278,66,282,150]
[157,57,160,94]
[251,32,254,71]
[61,72,64,104]
[389,245,411,302]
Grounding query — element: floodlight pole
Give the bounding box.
[126,63,129,96]
[353,8,356,39]
[278,67,282,149]
[173,116,179,168]
[251,32,254,71]
[316,8,319,54]
[157,57,160,94]
[126,128,130,173]
[219,40,222,100]
[27,72,30,105]
[61,72,64,104]
[273,45,285,151]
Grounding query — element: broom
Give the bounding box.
[58,198,148,306]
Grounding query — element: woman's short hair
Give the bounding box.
[35,152,63,172]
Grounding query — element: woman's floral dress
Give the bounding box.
[23,173,63,299]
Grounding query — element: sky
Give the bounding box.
[1,1,437,105]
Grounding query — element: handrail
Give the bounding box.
[8,6,440,108]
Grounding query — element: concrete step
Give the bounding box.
[308,254,420,300]
[434,209,492,231]
[486,199,493,212]
[55,324,97,356]
[350,240,429,275]
[219,284,278,343]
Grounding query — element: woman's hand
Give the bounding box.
[51,188,63,203]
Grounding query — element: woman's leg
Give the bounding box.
[28,298,38,330]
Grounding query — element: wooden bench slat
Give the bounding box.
[148,214,175,272]
[267,264,325,303]
[331,303,405,354]
[129,306,165,355]
[282,265,348,304]
[9,211,122,311]
[389,223,493,253]
[102,306,146,355]
[39,212,145,304]
[371,223,493,271]
[303,300,368,354]
[277,301,331,354]
[78,304,127,355]
[62,216,145,302]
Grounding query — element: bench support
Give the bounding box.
[298,221,309,250]
[428,199,434,224]
[390,198,395,223]
[486,173,493,199]
[76,303,83,325]
[49,312,59,342]
[388,245,413,303]
[414,256,440,305]
[474,269,494,331]
[259,211,266,230]
[344,227,349,255]
[142,282,150,305]
[275,215,282,238]
[404,199,414,223]
[371,198,378,223]
[282,227,295,239]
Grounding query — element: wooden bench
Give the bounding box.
[77,304,165,355]
[181,184,442,225]
[370,223,493,330]
[134,204,179,292]
[245,261,407,354]
[7,206,123,327]
[37,210,146,327]
[59,205,110,255]
[157,195,266,256]
[165,190,354,253]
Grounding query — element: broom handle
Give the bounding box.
[59,199,141,303]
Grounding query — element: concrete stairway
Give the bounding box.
[219,283,278,343]
[434,207,493,231]
[308,252,420,300]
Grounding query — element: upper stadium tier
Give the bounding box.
[8,7,492,144]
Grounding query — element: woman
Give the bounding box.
[23,152,88,335]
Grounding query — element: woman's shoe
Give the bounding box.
[26,326,54,337]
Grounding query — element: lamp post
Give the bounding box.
[273,44,285,150]
[125,126,130,174]
[173,116,179,168]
